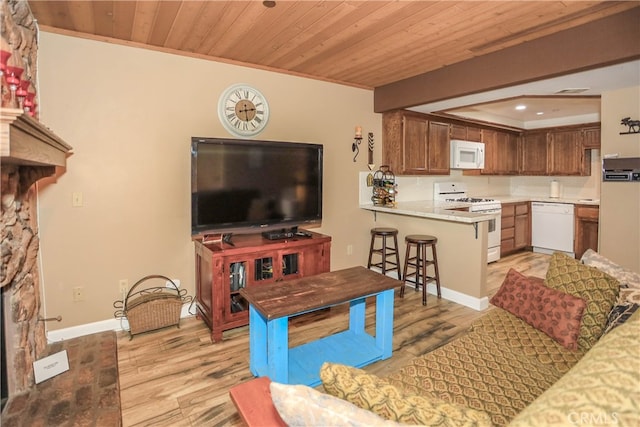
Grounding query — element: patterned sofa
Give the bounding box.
[268,250,640,426]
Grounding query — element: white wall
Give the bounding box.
[35,32,621,333]
[36,32,381,331]
[600,86,640,272]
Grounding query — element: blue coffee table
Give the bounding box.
[240,266,399,387]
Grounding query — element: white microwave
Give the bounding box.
[450,140,485,169]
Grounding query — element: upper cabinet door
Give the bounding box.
[520,132,548,175]
[449,124,482,142]
[382,111,450,175]
[481,129,498,174]
[548,129,585,175]
[402,115,429,174]
[496,132,519,174]
[582,127,601,149]
[427,121,450,175]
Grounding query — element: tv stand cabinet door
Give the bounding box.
[299,240,331,276]
[195,244,225,342]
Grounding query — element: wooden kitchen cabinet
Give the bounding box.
[383,109,598,177]
[450,124,482,142]
[501,202,530,256]
[427,121,450,174]
[582,127,601,149]
[520,131,548,175]
[194,232,331,342]
[496,132,519,174]
[548,129,589,176]
[574,204,599,259]
[481,130,498,173]
[465,129,519,175]
[382,110,450,175]
[520,126,592,176]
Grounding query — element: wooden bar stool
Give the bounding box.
[401,235,441,305]
[367,227,401,279]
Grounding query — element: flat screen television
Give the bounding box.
[191,137,323,236]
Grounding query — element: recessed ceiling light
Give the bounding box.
[536,112,544,115]
[515,105,526,111]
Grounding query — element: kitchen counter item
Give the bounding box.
[531,202,575,256]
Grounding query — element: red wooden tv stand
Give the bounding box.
[193,231,331,342]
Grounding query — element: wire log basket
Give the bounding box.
[114,274,192,339]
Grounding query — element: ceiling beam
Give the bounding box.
[374,7,640,113]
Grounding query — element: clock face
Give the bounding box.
[218,84,270,137]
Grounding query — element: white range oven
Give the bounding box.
[434,182,502,263]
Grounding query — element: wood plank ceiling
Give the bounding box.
[27,1,639,90]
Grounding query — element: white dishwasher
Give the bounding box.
[531,202,575,256]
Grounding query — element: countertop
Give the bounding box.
[360,196,599,224]
[360,200,496,224]
[488,195,600,205]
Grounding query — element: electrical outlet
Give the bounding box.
[119,279,128,294]
[72,192,83,207]
[166,279,181,288]
[72,287,84,302]
[347,244,354,255]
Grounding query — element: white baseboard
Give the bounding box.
[46,303,195,342]
[45,278,489,342]
[367,267,488,311]
[425,283,489,311]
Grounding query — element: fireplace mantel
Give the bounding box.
[1,108,72,400]
[1,108,72,169]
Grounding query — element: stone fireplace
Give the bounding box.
[1,1,72,408]
[1,113,72,406]
[1,165,49,402]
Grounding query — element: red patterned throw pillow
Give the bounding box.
[491,269,586,350]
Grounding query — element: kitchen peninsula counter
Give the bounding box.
[359,200,490,312]
[359,201,496,223]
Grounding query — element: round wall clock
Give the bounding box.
[217,84,270,137]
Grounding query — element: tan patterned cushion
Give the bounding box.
[269,382,402,426]
[581,249,640,289]
[469,309,585,374]
[509,310,640,427]
[619,286,640,305]
[382,329,565,426]
[491,268,586,350]
[319,362,493,427]
[544,252,620,351]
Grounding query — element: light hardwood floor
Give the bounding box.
[116,251,550,427]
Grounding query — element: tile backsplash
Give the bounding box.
[359,151,601,204]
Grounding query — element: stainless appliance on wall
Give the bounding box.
[450,140,485,169]
[434,182,501,263]
[602,157,640,181]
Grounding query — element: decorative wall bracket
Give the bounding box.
[620,117,640,134]
[352,136,362,162]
